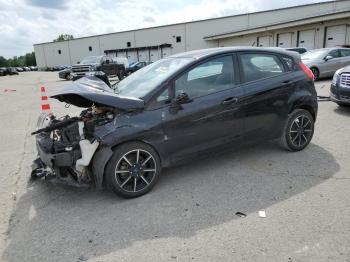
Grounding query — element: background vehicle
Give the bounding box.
[286,47,307,54]
[301,48,350,80]
[16,67,24,72]
[58,67,72,80]
[32,47,317,198]
[71,55,126,81]
[30,66,38,71]
[125,61,152,76]
[330,65,350,107]
[7,67,18,75]
[0,67,8,76]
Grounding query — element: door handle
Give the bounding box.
[222,97,238,105]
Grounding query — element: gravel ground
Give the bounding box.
[0,72,349,262]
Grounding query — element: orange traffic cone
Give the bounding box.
[40,86,52,115]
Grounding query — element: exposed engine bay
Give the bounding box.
[31,76,145,187]
[31,105,117,185]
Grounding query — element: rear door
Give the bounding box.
[238,52,296,140]
[160,54,245,162]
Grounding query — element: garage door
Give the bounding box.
[127,51,138,63]
[298,29,315,50]
[161,47,172,58]
[257,36,271,47]
[150,49,160,62]
[325,25,347,47]
[117,51,127,59]
[277,33,292,48]
[138,50,149,62]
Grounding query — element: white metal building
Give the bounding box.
[34,0,350,68]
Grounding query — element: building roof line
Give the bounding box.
[204,8,350,40]
[33,0,344,46]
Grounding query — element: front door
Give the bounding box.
[160,55,245,162]
[321,49,342,76]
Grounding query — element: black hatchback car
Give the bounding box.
[32,47,317,198]
[330,65,350,106]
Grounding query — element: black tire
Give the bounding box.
[105,142,161,198]
[65,73,71,80]
[310,67,319,81]
[280,109,314,151]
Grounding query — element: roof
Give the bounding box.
[169,46,300,59]
[204,8,350,40]
[34,0,344,46]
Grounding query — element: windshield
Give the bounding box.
[301,49,329,60]
[116,57,194,98]
[80,56,101,64]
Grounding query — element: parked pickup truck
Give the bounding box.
[71,56,126,81]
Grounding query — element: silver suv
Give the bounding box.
[301,48,350,80]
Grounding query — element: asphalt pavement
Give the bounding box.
[0,72,349,262]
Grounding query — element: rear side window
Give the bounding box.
[240,53,285,82]
[282,56,295,71]
[340,49,350,57]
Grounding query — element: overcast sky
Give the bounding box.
[0,0,331,58]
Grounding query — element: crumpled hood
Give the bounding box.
[51,76,144,110]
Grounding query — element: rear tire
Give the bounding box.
[105,142,161,198]
[280,109,314,151]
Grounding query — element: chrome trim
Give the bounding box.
[340,73,350,88]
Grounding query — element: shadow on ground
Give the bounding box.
[3,142,339,261]
[333,105,350,116]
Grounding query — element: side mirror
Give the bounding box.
[325,55,333,61]
[169,92,192,114]
[175,92,192,104]
[77,61,80,64]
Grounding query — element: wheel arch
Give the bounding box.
[289,100,316,121]
[91,139,162,189]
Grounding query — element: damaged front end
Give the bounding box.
[31,76,144,187]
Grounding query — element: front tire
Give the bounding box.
[105,142,161,198]
[310,67,319,81]
[280,109,314,151]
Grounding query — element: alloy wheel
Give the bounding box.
[289,115,313,148]
[114,149,157,193]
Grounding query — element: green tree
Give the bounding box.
[53,34,74,42]
[0,52,36,67]
[0,56,8,67]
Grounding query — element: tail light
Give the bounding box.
[299,62,314,81]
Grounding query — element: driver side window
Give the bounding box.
[174,55,234,99]
[328,49,341,58]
